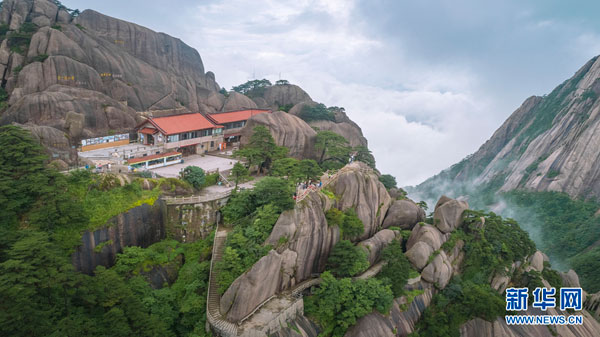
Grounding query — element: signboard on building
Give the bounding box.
[81,133,129,147]
[80,133,130,151]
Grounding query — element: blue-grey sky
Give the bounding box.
[63,0,600,185]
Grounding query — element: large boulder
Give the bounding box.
[560,269,581,288]
[240,111,317,159]
[528,251,545,272]
[220,249,297,322]
[345,282,436,337]
[288,101,317,116]
[266,192,337,282]
[433,196,468,233]
[309,120,368,148]
[382,199,426,230]
[344,313,395,337]
[222,91,258,111]
[262,84,312,108]
[2,85,137,140]
[358,229,397,265]
[421,250,453,288]
[330,162,393,240]
[405,223,448,270]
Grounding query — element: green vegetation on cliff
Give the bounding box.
[305,271,393,337]
[216,177,295,293]
[503,190,600,292]
[411,210,535,337]
[0,126,216,336]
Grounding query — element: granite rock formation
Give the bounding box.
[240,110,318,159]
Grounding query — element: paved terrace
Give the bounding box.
[150,154,239,178]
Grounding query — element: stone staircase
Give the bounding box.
[206,227,238,336]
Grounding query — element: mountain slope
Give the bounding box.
[412,56,600,292]
[416,56,600,201]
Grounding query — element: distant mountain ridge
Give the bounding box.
[415,55,600,201]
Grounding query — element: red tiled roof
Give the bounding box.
[127,151,181,164]
[208,109,270,124]
[139,127,158,134]
[143,113,222,135]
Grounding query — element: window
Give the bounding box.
[210,141,214,148]
[167,135,179,143]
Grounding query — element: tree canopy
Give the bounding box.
[231,162,249,188]
[314,130,351,167]
[298,103,336,122]
[379,174,397,190]
[235,125,288,173]
[180,166,205,189]
[304,271,393,337]
[231,79,272,98]
[326,240,369,278]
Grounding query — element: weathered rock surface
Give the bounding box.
[528,250,545,272]
[309,119,368,148]
[222,91,258,111]
[0,0,222,163]
[421,250,453,288]
[288,101,317,116]
[585,291,600,321]
[345,281,436,337]
[561,269,582,288]
[358,229,397,265]
[405,224,449,271]
[433,195,468,233]
[262,84,312,109]
[240,111,317,159]
[382,199,426,230]
[220,249,298,322]
[71,201,166,274]
[330,162,393,240]
[221,192,337,322]
[416,55,600,201]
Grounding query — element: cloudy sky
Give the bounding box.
[64,0,600,186]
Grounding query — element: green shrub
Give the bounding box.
[31,54,49,63]
[379,174,397,190]
[503,190,600,291]
[546,169,560,178]
[299,103,336,122]
[377,239,411,296]
[216,203,279,293]
[304,271,393,337]
[325,208,344,227]
[202,172,219,187]
[340,208,364,239]
[326,240,369,278]
[180,166,205,189]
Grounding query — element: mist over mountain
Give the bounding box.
[412,55,600,292]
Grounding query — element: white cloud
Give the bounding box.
[175,0,500,186]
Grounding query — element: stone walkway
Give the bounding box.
[206,226,238,336]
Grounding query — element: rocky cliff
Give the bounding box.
[219,162,408,323]
[72,201,166,274]
[342,196,600,337]
[415,55,600,201]
[0,0,221,163]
